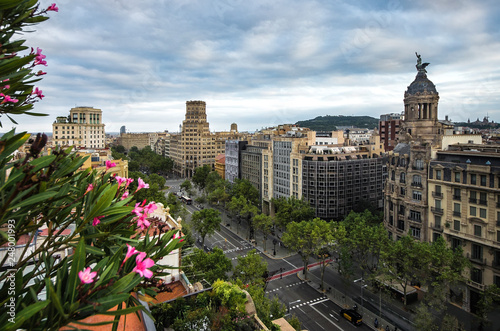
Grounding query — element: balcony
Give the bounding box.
[411,182,423,188]
[431,207,444,215]
[478,200,488,206]
[453,195,461,201]
[467,279,485,291]
[453,211,461,217]
[469,198,477,204]
[432,191,443,198]
[431,223,443,232]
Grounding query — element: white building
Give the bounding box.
[52,107,105,149]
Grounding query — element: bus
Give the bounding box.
[181,196,192,205]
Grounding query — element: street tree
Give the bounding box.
[180,179,193,196]
[233,249,268,285]
[228,195,259,240]
[230,178,260,207]
[381,235,432,306]
[182,247,232,284]
[339,210,390,278]
[282,218,331,280]
[191,165,212,191]
[252,213,274,251]
[272,196,315,229]
[191,208,222,246]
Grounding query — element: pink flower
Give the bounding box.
[135,177,149,192]
[125,177,134,188]
[121,191,129,200]
[105,160,116,170]
[2,85,10,90]
[136,213,150,230]
[47,3,59,12]
[78,267,97,284]
[32,87,44,99]
[124,244,139,263]
[92,216,104,226]
[34,47,47,66]
[133,252,154,278]
[144,202,157,215]
[132,202,145,216]
[36,70,47,76]
[115,176,126,186]
[0,93,18,104]
[85,184,93,195]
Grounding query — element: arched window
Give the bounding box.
[400,172,406,183]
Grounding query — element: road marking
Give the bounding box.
[282,258,297,269]
[309,303,343,330]
[213,231,237,249]
[314,321,326,330]
[329,314,339,321]
[310,298,330,306]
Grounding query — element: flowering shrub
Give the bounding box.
[0,2,184,330]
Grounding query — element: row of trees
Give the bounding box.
[111,145,173,175]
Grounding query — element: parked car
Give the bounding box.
[340,308,362,326]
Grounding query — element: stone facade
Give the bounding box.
[52,107,105,149]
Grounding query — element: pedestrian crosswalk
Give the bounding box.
[266,281,306,294]
[229,249,262,260]
[289,296,329,311]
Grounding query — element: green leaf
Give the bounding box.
[10,190,58,209]
[99,305,143,316]
[47,279,67,319]
[84,244,106,256]
[6,300,50,330]
[106,272,142,296]
[67,238,85,304]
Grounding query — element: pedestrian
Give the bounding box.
[385,325,389,331]
[374,318,379,328]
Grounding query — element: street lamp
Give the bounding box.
[353,278,367,313]
[288,299,301,313]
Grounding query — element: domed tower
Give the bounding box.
[230,122,238,133]
[399,53,442,146]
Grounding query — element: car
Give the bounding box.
[340,308,362,326]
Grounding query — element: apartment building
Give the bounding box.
[52,107,105,149]
[379,113,403,151]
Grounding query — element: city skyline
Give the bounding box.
[5,0,500,134]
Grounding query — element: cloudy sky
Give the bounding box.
[6,0,500,134]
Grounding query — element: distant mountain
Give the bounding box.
[296,115,379,131]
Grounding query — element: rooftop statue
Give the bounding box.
[415,52,430,73]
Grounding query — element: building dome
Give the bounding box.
[406,71,437,95]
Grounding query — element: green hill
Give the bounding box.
[296,115,379,131]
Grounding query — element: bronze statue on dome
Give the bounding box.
[415,52,429,73]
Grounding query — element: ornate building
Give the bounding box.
[52,107,105,149]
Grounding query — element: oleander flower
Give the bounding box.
[133,252,154,278]
[78,267,97,284]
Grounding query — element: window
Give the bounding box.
[435,185,441,194]
[454,203,461,216]
[400,187,406,196]
[452,238,461,250]
[480,208,487,218]
[455,172,461,183]
[415,159,424,170]
[479,192,487,205]
[397,219,405,231]
[494,275,500,288]
[412,175,422,186]
[410,226,421,239]
[400,172,406,183]
[474,224,482,237]
[453,188,461,200]
[410,210,421,222]
[471,174,477,185]
[471,268,482,284]
[434,215,442,227]
[472,244,483,260]
[470,206,477,216]
[413,191,422,201]
[435,169,442,180]
[454,220,460,231]
[470,191,477,203]
[481,175,487,186]
[497,231,500,242]
[435,200,442,209]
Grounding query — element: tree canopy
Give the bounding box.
[190,208,222,246]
